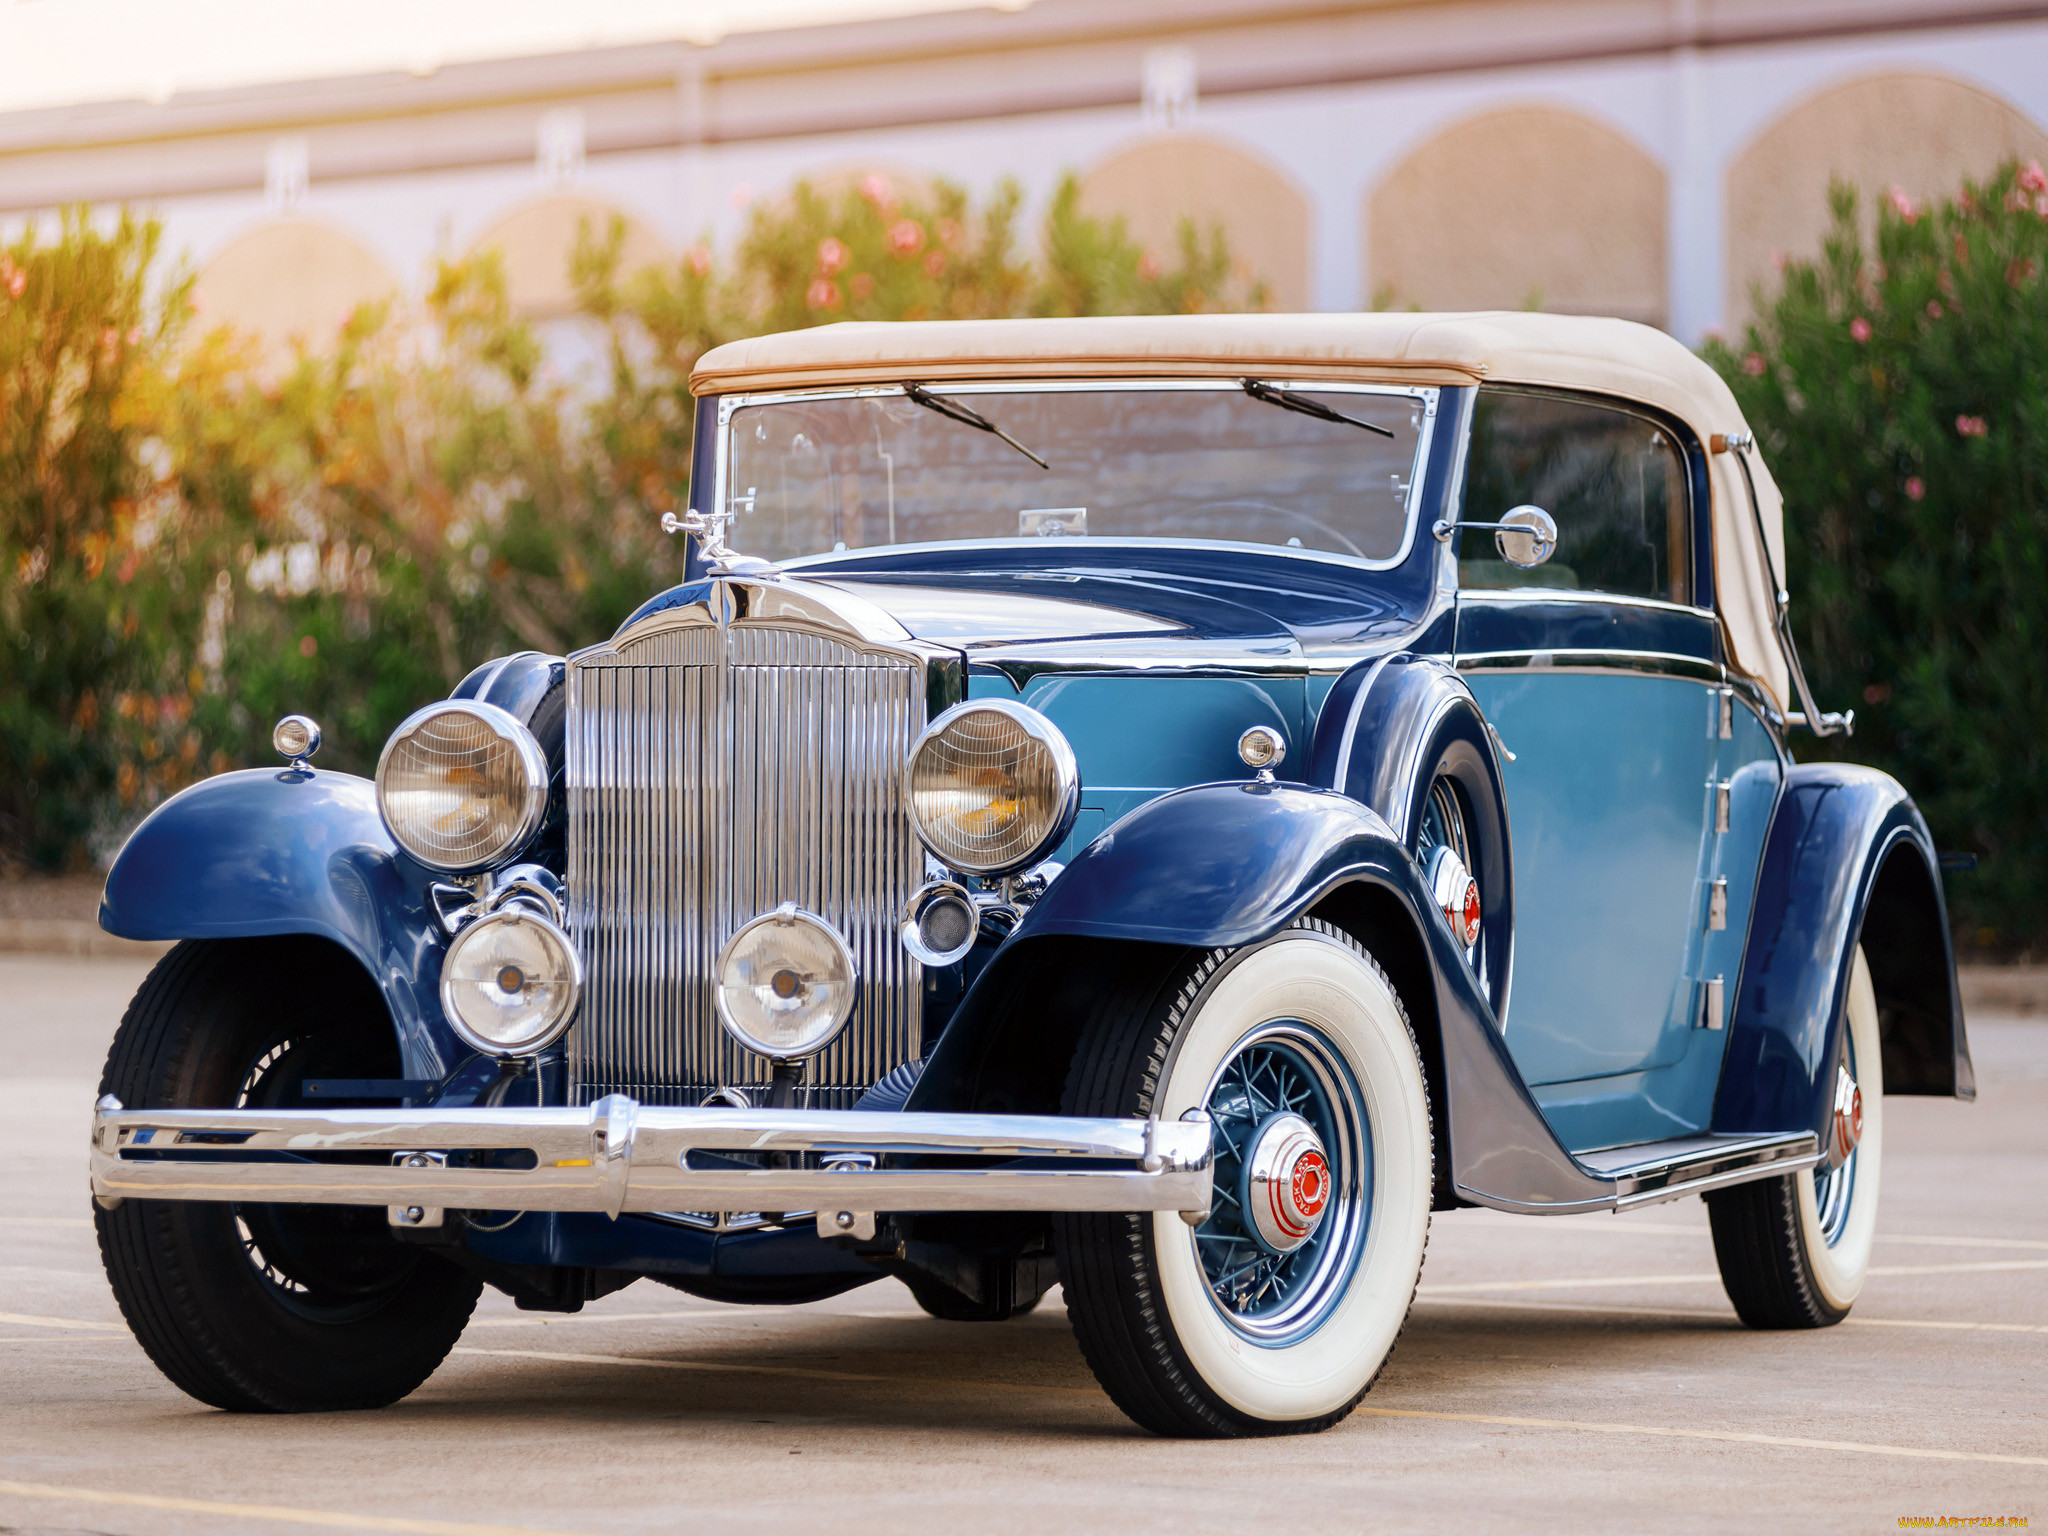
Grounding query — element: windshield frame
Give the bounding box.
[710,378,1442,572]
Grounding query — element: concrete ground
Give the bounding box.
[0,954,2040,1536]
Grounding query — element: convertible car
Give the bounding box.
[90,312,1972,1437]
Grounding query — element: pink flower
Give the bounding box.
[936,218,962,248]
[886,219,925,257]
[816,237,849,275]
[1956,414,1988,438]
[1886,184,1919,223]
[1849,316,1872,343]
[2020,160,2048,193]
[806,277,842,311]
[858,173,895,208]
[1904,476,1925,501]
[1136,251,1161,281]
[924,250,947,278]
[1927,300,1944,319]
[1,262,22,299]
[1742,352,1767,376]
[684,245,712,277]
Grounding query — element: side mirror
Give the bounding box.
[1494,505,1557,569]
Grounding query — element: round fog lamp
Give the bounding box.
[440,908,582,1056]
[716,904,859,1060]
[901,880,977,966]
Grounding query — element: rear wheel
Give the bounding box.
[1054,919,1433,1437]
[1707,945,1884,1327]
[95,938,481,1411]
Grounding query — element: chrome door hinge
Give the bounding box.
[1707,877,1728,931]
[1699,975,1725,1030]
[1715,781,1732,834]
[1716,688,1734,740]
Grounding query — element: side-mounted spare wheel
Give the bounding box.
[1054,918,1433,1437]
[94,937,481,1412]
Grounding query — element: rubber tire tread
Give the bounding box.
[1705,1173,1846,1329]
[1053,920,1430,1438]
[94,938,482,1412]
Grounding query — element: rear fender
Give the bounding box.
[99,769,462,1080]
[911,782,1612,1212]
[1713,764,1973,1143]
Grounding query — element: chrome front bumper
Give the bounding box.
[89,1095,1214,1222]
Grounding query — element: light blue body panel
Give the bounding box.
[98,768,464,1081]
[971,669,1306,866]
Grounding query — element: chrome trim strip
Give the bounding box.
[88,1100,1215,1217]
[1454,649,1723,686]
[1583,1131,1821,1210]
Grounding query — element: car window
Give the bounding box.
[1458,388,1692,604]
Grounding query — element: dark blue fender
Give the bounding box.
[1309,651,1513,1021]
[1714,764,1973,1141]
[915,781,1612,1212]
[99,769,463,1080]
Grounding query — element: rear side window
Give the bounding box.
[1459,388,1692,604]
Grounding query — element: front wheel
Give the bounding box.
[95,938,482,1412]
[1707,945,1885,1327]
[1054,919,1433,1437]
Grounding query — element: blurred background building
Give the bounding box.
[3,0,2047,354]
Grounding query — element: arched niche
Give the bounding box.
[1078,135,1311,310]
[1726,71,2048,320]
[190,220,397,366]
[1367,106,1668,326]
[466,194,672,319]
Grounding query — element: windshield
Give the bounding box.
[719,382,1433,563]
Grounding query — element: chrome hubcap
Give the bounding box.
[1813,1039,1862,1246]
[1242,1112,1331,1254]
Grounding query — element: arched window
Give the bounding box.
[465,195,672,319]
[190,220,397,367]
[1367,106,1667,327]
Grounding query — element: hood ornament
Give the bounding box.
[660,507,776,577]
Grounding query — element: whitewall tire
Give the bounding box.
[1708,945,1884,1327]
[1054,919,1433,1436]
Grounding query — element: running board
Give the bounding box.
[1575,1131,1821,1210]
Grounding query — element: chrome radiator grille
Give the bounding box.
[565,624,926,1108]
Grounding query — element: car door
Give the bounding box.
[1454,387,1736,1151]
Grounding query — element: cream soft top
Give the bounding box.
[692,312,1788,706]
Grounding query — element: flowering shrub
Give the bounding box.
[1707,163,2048,952]
[2,173,1260,871]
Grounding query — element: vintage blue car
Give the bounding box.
[90,313,1973,1437]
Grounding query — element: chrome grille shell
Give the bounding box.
[564,576,944,1108]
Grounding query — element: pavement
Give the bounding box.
[0,952,2041,1536]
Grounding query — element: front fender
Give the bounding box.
[99,769,462,1080]
[1713,764,1973,1143]
[927,781,1612,1212]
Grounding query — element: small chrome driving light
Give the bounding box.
[716,904,859,1060]
[440,907,582,1056]
[272,714,321,765]
[905,700,1079,877]
[901,880,978,966]
[1237,725,1286,775]
[376,701,548,874]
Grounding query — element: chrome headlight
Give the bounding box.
[440,908,581,1056]
[904,701,1079,876]
[376,701,548,874]
[716,904,859,1060]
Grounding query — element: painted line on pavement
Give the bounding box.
[0,1479,598,1535]
[1419,1258,2048,1295]
[1352,1407,2048,1467]
[0,1311,123,1331]
[451,1344,1100,1396]
[455,1344,2044,1466]
[1413,1294,2048,1334]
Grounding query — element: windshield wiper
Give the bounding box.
[902,382,1049,470]
[1241,377,1395,439]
